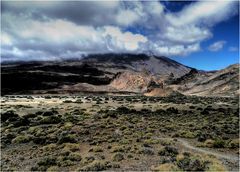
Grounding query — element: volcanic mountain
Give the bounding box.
[1,53,239,96]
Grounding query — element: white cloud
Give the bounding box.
[103,26,147,51]
[208,41,226,52]
[1,13,148,59]
[1,32,13,46]
[161,0,237,48]
[228,46,239,52]
[163,25,211,44]
[153,43,200,56]
[116,10,140,26]
[145,1,164,15]
[1,0,238,61]
[166,1,237,27]
[1,47,58,61]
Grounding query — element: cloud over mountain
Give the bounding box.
[1,0,238,61]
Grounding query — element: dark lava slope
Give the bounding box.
[1,53,192,95]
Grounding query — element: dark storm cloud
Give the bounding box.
[1,1,120,25]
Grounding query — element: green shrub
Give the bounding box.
[111,146,124,153]
[75,99,83,103]
[138,147,154,155]
[63,100,73,103]
[151,163,180,171]
[158,146,178,156]
[79,161,109,171]
[111,163,120,168]
[24,113,37,119]
[59,159,75,167]
[63,143,80,152]
[179,131,196,138]
[228,139,239,148]
[204,139,214,148]
[119,139,130,144]
[40,116,62,124]
[176,154,207,171]
[68,152,82,161]
[46,166,59,172]
[144,139,159,144]
[58,134,77,144]
[213,139,225,148]
[1,111,19,122]
[62,122,73,130]
[42,144,58,151]
[113,153,124,161]
[38,156,57,166]
[84,156,95,164]
[90,146,103,152]
[27,126,40,134]
[12,135,30,143]
[42,111,58,116]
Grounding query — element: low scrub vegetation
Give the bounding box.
[1,95,238,171]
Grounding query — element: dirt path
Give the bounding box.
[177,138,239,171]
[176,138,239,162]
[154,137,239,171]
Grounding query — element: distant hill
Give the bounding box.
[170,64,239,97]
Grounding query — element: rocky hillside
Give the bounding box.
[1,53,238,97]
[170,64,239,97]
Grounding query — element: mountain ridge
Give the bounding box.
[1,53,238,96]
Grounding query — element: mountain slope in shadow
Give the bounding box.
[1,53,238,97]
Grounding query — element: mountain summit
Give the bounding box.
[81,53,191,78]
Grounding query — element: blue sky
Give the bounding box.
[172,5,239,71]
[1,1,239,70]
